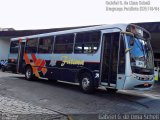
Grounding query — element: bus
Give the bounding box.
[7,24,154,93]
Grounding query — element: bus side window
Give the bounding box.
[38,37,53,53]
[74,31,100,54]
[25,38,38,53]
[10,41,19,53]
[54,34,74,53]
[118,35,125,74]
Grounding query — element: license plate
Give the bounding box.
[144,83,149,86]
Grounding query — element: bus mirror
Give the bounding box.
[125,47,133,53]
[129,36,134,47]
[121,31,134,46]
[121,32,134,36]
[125,36,135,53]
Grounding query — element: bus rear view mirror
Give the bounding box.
[125,36,135,53]
[129,36,134,47]
[121,32,135,53]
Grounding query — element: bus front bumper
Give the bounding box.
[123,74,154,90]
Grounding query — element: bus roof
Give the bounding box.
[10,24,137,41]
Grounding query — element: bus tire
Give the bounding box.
[79,73,95,94]
[106,88,117,93]
[25,66,34,81]
[1,67,6,72]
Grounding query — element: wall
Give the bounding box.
[0,38,10,61]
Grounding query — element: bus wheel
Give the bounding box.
[1,67,6,72]
[106,88,117,93]
[80,73,95,94]
[25,66,34,81]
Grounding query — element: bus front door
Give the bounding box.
[101,32,120,86]
[17,41,25,73]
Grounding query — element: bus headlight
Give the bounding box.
[134,74,153,81]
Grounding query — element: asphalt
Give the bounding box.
[0,71,160,120]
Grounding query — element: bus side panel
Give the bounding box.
[45,67,61,80]
[23,53,101,84]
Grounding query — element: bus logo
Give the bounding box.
[61,56,84,66]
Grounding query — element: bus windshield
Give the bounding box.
[127,35,154,71]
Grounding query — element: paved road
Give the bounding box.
[0,71,160,119]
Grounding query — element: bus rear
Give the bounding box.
[7,40,19,73]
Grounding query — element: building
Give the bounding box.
[0,22,160,66]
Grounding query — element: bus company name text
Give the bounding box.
[61,56,84,66]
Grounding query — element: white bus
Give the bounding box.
[7,24,154,93]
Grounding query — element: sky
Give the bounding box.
[0,0,160,30]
